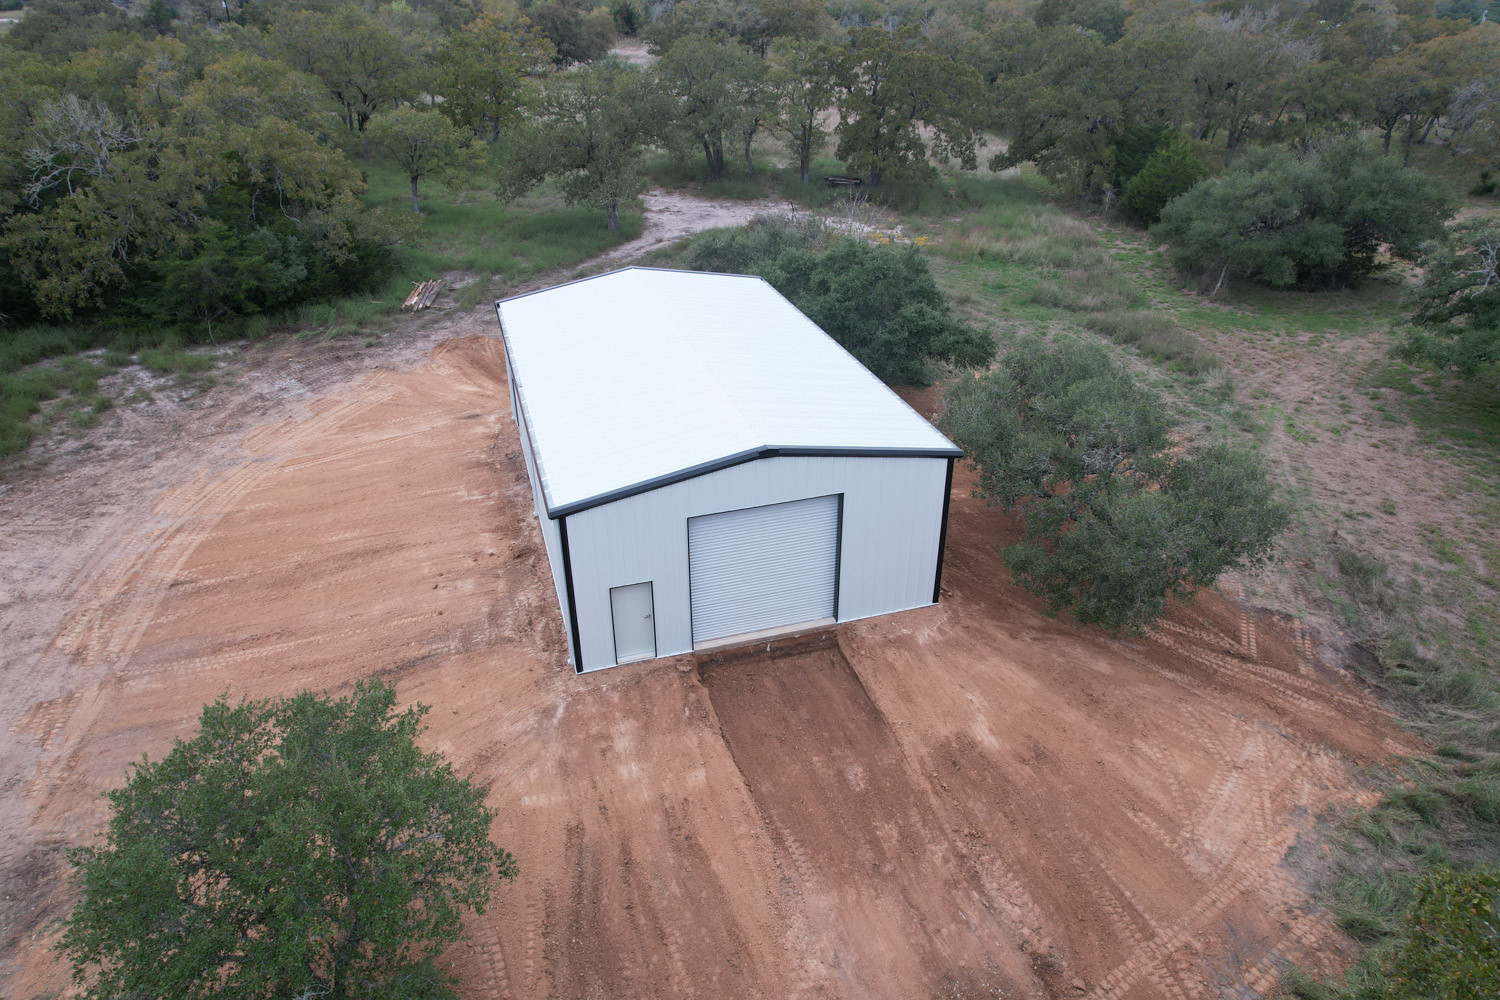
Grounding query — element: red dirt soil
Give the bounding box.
[0,336,1411,999]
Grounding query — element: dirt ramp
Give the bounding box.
[699,634,1043,999]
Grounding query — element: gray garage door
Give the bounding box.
[688,494,841,646]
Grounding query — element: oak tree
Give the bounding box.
[59,680,516,1000]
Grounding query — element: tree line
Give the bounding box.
[1,0,1497,379]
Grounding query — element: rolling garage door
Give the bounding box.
[688,494,841,646]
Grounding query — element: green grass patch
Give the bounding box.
[361,158,642,296]
[1082,310,1219,373]
[0,355,108,457]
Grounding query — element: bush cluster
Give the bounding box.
[685,215,994,385]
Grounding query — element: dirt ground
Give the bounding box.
[0,305,1414,999]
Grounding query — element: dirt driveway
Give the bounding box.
[0,325,1410,999]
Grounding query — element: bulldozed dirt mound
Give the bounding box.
[0,336,1409,999]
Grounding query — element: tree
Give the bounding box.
[528,3,615,67]
[643,0,830,57]
[1034,0,1128,43]
[1121,132,1205,226]
[1152,138,1455,291]
[1,0,134,58]
[58,680,516,1000]
[984,23,1172,201]
[941,337,1287,634]
[435,11,555,141]
[768,38,835,184]
[1396,220,1500,380]
[268,7,418,156]
[520,60,664,229]
[655,34,766,181]
[1,49,407,323]
[368,105,483,214]
[1185,12,1313,158]
[830,25,985,185]
[684,215,995,384]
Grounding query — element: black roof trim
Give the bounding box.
[546,444,961,519]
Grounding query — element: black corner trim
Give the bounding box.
[547,445,961,519]
[558,516,584,673]
[932,457,955,605]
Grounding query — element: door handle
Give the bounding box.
[644,613,652,619]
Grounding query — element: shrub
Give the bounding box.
[58,680,516,1000]
[941,337,1286,634]
[1152,137,1456,290]
[1395,220,1500,381]
[1121,134,1206,227]
[685,215,994,384]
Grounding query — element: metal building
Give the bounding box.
[495,267,960,673]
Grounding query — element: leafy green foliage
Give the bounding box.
[59,680,516,1000]
[655,35,766,181]
[1385,867,1500,1000]
[517,60,667,230]
[1396,220,1500,380]
[435,11,554,142]
[830,26,985,186]
[1033,0,1127,44]
[643,0,829,57]
[767,38,835,185]
[528,3,615,67]
[368,105,486,214]
[0,43,409,329]
[1152,138,1456,290]
[941,338,1286,634]
[684,215,994,384]
[1121,133,1206,226]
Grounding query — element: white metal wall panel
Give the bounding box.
[565,456,948,671]
[688,495,839,643]
[511,371,574,665]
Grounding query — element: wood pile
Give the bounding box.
[403,280,443,311]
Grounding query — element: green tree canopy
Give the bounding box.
[643,0,830,57]
[685,215,995,384]
[1396,220,1500,380]
[941,337,1287,634]
[435,10,555,141]
[767,38,836,184]
[1121,132,1206,226]
[368,105,485,214]
[1152,137,1455,290]
[655,34,766,180]
[1,45,408,324]
[831,25,985,186]
[58,679,516,1000]
[518,59,666,229]
[528,3,615,67]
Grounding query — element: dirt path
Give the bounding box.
[0,318,1411,998]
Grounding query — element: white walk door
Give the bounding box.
[688,494,840,646]
[610,582,656,664]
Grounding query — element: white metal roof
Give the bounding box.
[495,267,961,517]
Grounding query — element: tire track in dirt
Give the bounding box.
[3,339,1412,1000]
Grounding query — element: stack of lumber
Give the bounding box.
[403,280,443,311]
